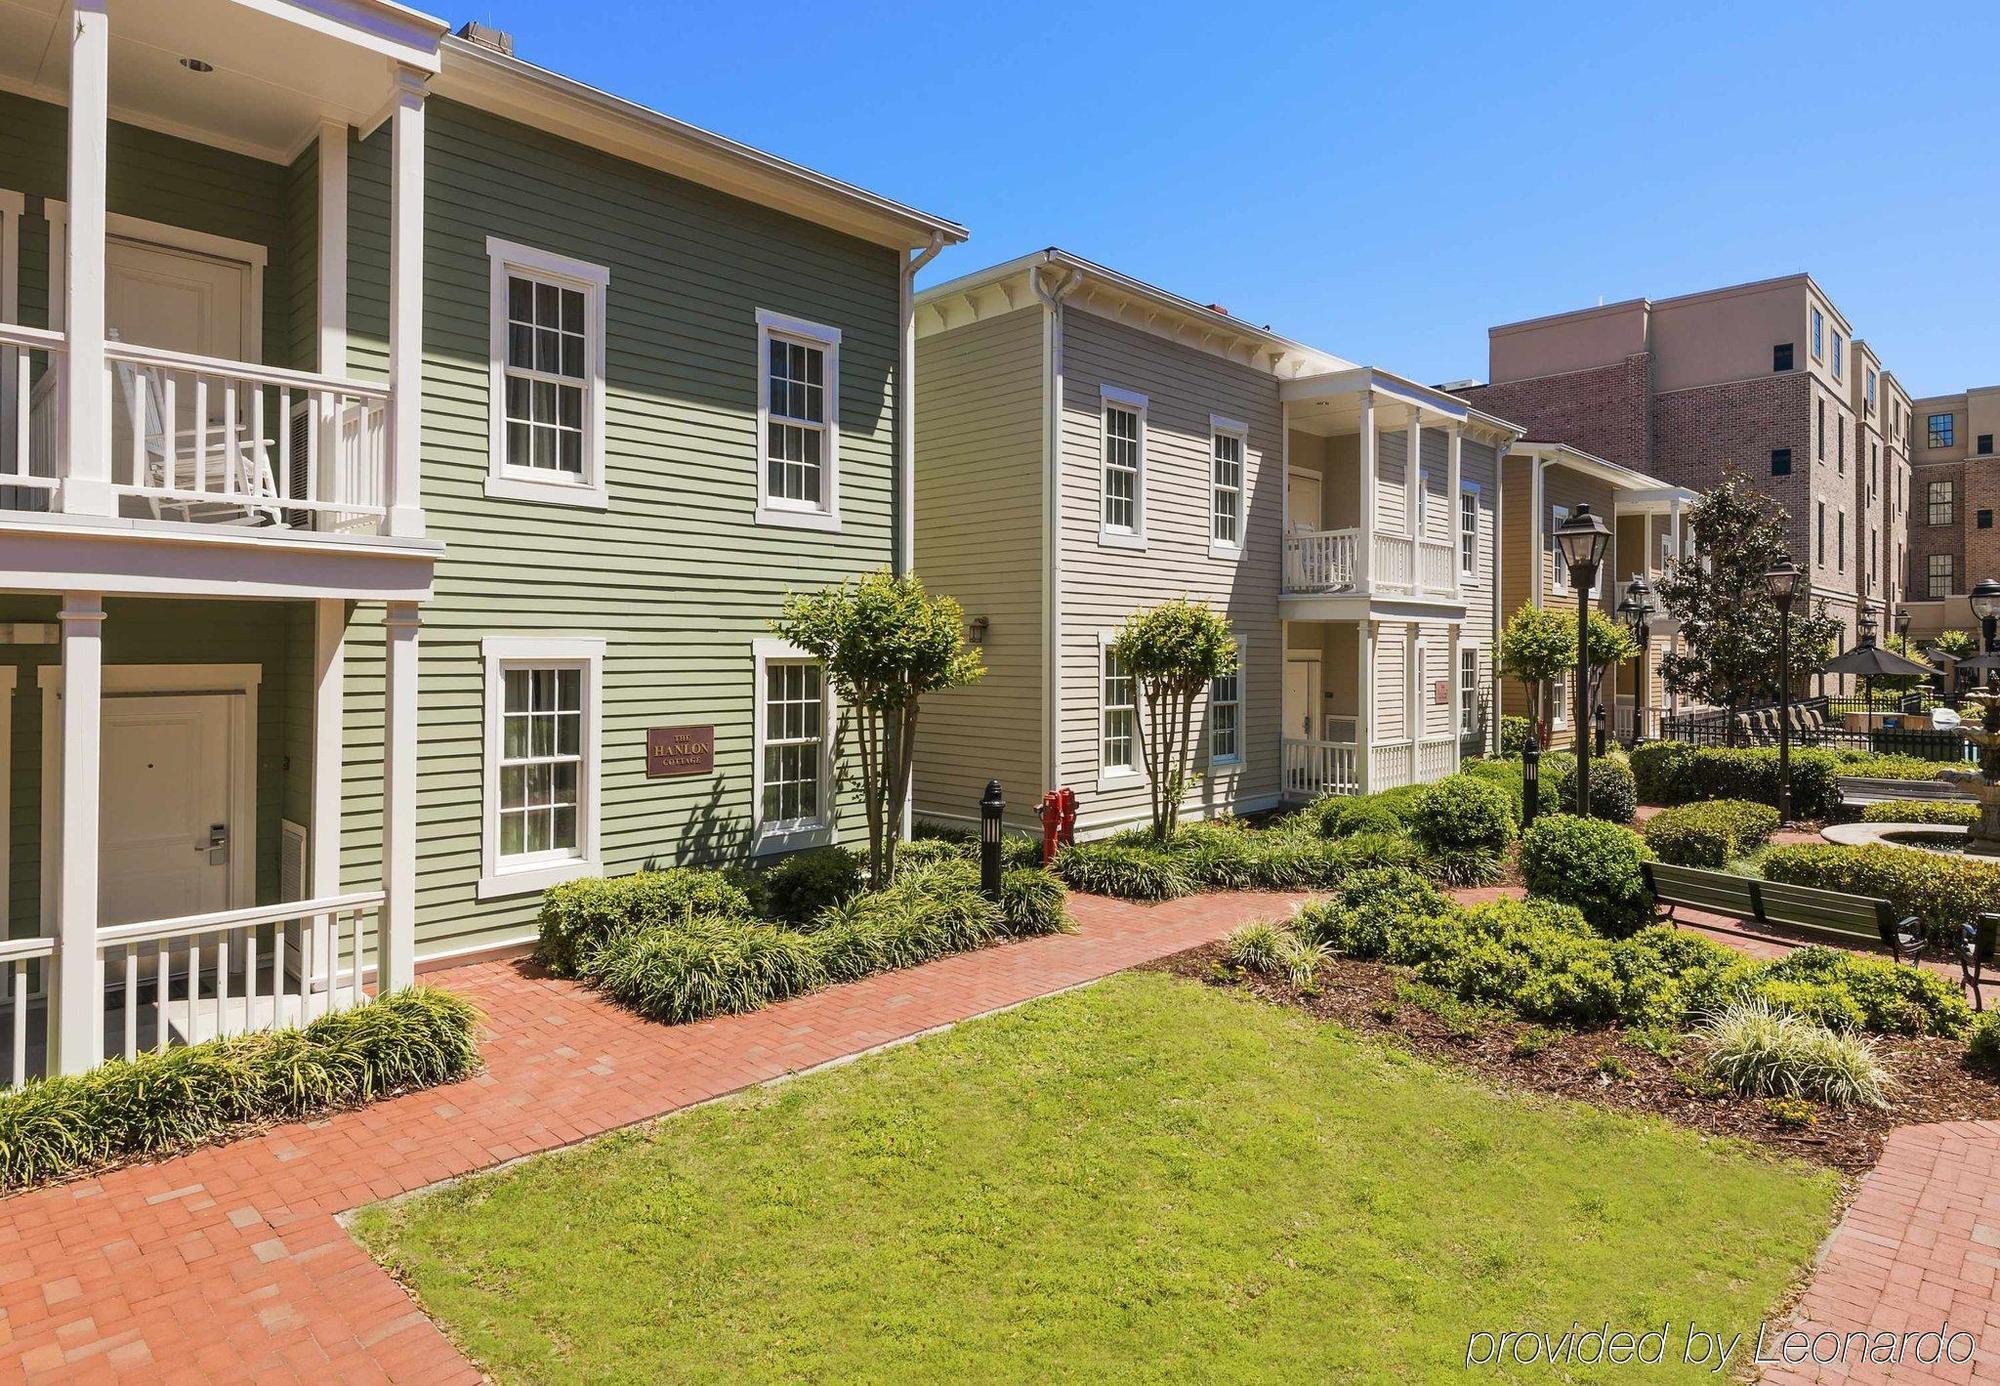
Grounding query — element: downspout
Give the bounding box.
[1034,261,1084,794]
[1491,429,1523,755]
[895,231,944,842]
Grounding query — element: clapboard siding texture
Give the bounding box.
[911,305,1045,829]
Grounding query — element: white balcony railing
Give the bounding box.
[1,324,65,508]
[1373,533,1414,592]
[0,935,55,1090]
[1417,540,1457,596]
[1416,736,1457,783]
[1282,528,1359,593]
[1282,737,1360,799]
[90,892,383,1069]
[105,342,391,535]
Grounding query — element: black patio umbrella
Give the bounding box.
[1819,642,1938,714]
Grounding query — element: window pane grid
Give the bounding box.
[762,661,824,824]
[499,665,583,860]
[1210,669,1240,763]
[765,335,828,506]
[1460,648,1479,735]
[504,274,587,477]
[1211,432,1242,545]
[1459,490,1477,574]
[1104,405,1140,532]
[1102,649,1136,770]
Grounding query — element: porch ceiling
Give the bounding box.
[0,0,445,163]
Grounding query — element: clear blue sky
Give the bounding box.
[463,1,1997,397]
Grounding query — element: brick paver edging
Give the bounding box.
[0,889,1302,1381]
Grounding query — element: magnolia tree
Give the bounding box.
[1655,471,1839,726]
[1111,598,1237,840]
[772,570,984,887]
[1495,603,1637,746]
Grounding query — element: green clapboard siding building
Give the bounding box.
[0,4,963,1078]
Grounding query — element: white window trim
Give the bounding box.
[1208,413,1247,561]
[1208,639,1245,769]
[1459,643,1480,738]
[1551,669,1570,731]
[752,637,837,854]
[478,635,606,900]
[1549,503,1569,595]
[754,309,842,532]
[1458,481,1481,578]
[1097,629,1144,785]
[1099,384,1149,550]
[485,237,611,510]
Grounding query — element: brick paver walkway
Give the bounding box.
[0,889,1298,1382]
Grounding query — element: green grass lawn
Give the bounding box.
[356,973,1839,1383]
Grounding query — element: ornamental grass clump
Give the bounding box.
[593,918,826,1024]
[536,868,756,977]
[1695,1000,1893,1108]
[1223,920,1292,974]
[1052,840,1197,901]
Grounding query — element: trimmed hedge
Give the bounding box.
[1971,1013,2000,1072]
[1859,800,1979,828]
[1760,842,2000,949]
[1746,944,1969,1039]
[1631,742,1953,820]
[1306,785,1426,839]
[536,868,755,978]
[1411,774,1517,857]
[1519,814,1653,938]
[1641,799,1780,868]
[1555,757,1639,824]
[1051,822,1421,900]
[0,988,480,1191]
[1500,715,1532,757]
[762,846,865,927]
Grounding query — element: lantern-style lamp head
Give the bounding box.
[1857,607,1879,648]
[1894,608,1912,640]
[1763,558,1800,611]
[1554,504,1612,589]
[1617,575,1654,632]
[1972,579,2000,623]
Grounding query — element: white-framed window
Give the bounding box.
[1551,669,1569,731]
[1100,635,1139,777]
[485,238,610,508]
[1929,479,1954,527]
[1100,385,1147,547]
[479,636,605,899]
[755,310,841,531]
[1459,645,1480,737]
[753,638,835,852]
[1458,483,1480,577]
[1548,503,1569,594]
[1209,645,1243,768]
[1209,415,1246,557]
[1811,307,1824,360]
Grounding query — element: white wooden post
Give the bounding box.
[62,0,113,516]
[1404,408,1422,539]
[1445,423,1463,595]
[316,121,348,512]
[310,600,345,998]
[55,593,104,1073]
[384,70,427,538]
[1356,390,1375,591]
[1448,621,1462,772]
[381,602,421,991]
[1357,620,1375,793]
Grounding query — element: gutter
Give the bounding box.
[896,230,946,841]
[1034,264,1084,793]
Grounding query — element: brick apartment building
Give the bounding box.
[1450,275,1914,668]
[1905,385,2000,640]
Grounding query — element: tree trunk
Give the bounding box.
[1169,685,1197,837]
[885,701,921,883]
[859,703,885,888]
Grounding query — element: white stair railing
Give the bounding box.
[1282,738,1360,799]
[1281,529,1359,593]
[94,892,384,1063]
[0,936,55,1091]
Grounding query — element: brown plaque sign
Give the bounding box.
[647,725,715,778]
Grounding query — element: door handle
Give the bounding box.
[197,822,229,866]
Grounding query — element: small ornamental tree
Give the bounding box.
[1929,629,1978,693]
[1496,604,1637,744]
[772,570,984,888]
[1656,470,1840,731]
[1111,599,1238,839]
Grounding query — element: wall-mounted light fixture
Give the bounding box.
[968,616,990,646]
[179,57,214,73]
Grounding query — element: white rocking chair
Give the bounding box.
[111,338,283,526]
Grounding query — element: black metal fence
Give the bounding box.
[1658,696,1974,763]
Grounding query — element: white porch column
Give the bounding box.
[1445,424,1463,594]
[1356,621,1375,793]
[54,594,104,1074]
[311,601,345,984]
[317,121,348,508]
[381,602,421,991]
[1404,408,1422,537]
[61,0,113,516]
[1448,621,1462,772]
[384,70,427,538]
[1356,390,1376,590]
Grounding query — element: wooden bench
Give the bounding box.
[1835,776,1976,809]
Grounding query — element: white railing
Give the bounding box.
[1416,736,1457,783]
[1417,540,1458,596]
[104,341,390,535]
[1371,740,1415,790]
[1282,737,1360,799]
[1374,533,1414,592]
[1282,528,1359,594]
[1,324,64,510]
[0,936,55,1091]
[93,892,383,1064]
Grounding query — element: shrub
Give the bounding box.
[1641,799,1780,868]
[1750,944,1970,1038]
[1519,815,1652,938]
[1051,840,1196,901]
[812,863,1006,981]
[909,825,1045,870]
[1860,800,1979,827]
[997,868,1072,937]
[1421,847,1506,888]
[594,917,827,1024]
[1224,920,1292,974]
[1500,715,1532,757]
[1554,757,1638,824]
[762,847,865,927]
[1843,754,1957,780]
[1695,1000,1892,1107]
[536,868,754,978]
[1969,1013,2000,1072]
[1630,744,1846,819]
[1293,867,1454,960]
[1174,822,1261,890]
[1310,785,1425,839]
[1411,774,1518,857]
[892,837,972,873]
[1761,842,2000,949]
[0,988,479,1191]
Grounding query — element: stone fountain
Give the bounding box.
[1944,689,2000,856]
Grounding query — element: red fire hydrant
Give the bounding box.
[1038,788,1078,865]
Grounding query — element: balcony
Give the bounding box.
[1281,528,1459,599]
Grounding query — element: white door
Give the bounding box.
[1286,469,1323,534]
[105,238,254,472]
[98,693,238,928]
[1282,658,1322,741]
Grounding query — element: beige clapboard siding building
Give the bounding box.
[915,250,1521,838]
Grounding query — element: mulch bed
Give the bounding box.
[1144,943,2000,1176]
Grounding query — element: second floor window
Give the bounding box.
[1981,434,1995,456]
[1831,333,1843,380]
[1816,503,1826,565]
[1836,511,1845,573]
[1210,421,1245,551]
[1811,307,1824,360]
[1771,447,1792,476]
[1929,413,1956,449]
[1548,504,1569,594]
[757,311,842,529]
[1459,485,1479,576]
[1100,388,1146,541]
[1929,553,1955,599]
[1459,646,1479,737]
[1773,342,1794,372]
[486,239,609,506]
[1929,480,1955,527]
[1837,415,1845,474]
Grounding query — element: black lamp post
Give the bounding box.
[1763,558,1800,825]
[1521,734,1541,827]
[1973,579,2000,692]
[979,780,1005,899]
[1554,504,1612,817]
[1616,575,1655,748]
